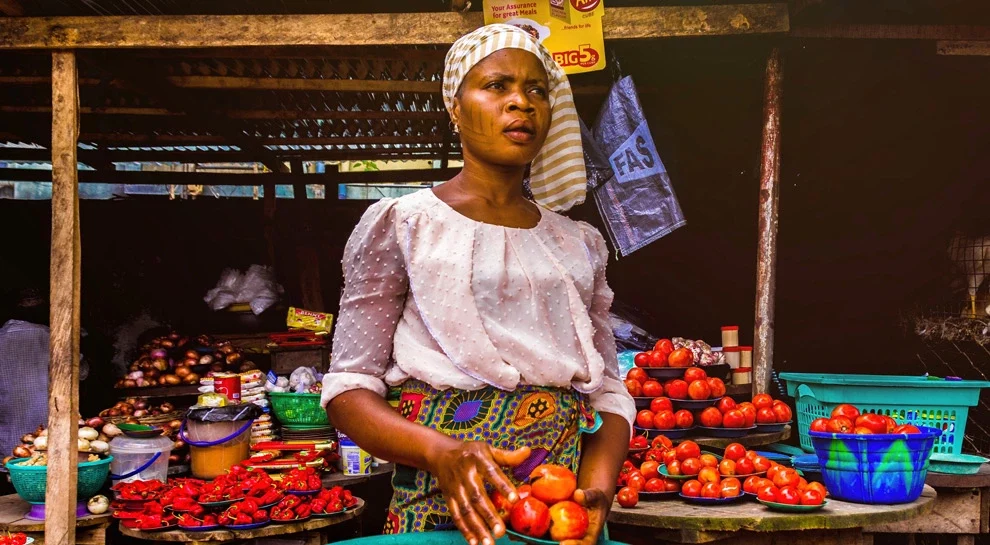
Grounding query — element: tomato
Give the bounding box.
[641,380,663,398]
[654,339,675,356]
[720,477,741,498]
[649,350,669,368]
[756,407,777,424]
[756,484,778,503]
[681,458,701,476]
[662,449,678,467]
[700,482,722,498]
[698,467,720,485]
[826,416,854,433]
[738,404,757,427]
[699,407,723,427]
[718,459,736,476]
[796,478,809,491]
[766,464,782,482]
[675,441,701,461]
[883,415,897,433]
[668,348,694,368]
[809,418,830,433]
[616,486,639,508]
[683,367,708,383]
[663,478,681,492]
[687,380,712,400]
[674,410,694,429]
[707,378,727,399]
[854,426,874,434]
[776,486,801,505]
[807,482,828,498]
[893,424,922,434]
[665,380,689,399]
[772,468,800,489]
[699,454,720,469]
[509,497,552,538]
[653,410,676,430]
[681,480,702,497]
[743,475,763,494]
[666,460,682,476]
[800,489,824,506]
[752,394,774,410]
[831,403,861,420]
[644,478,665,493]
[629,435,648,449]
[636,410,655,429]
[624,379,643,397]
[634,352,651,368]
[517,484,532,501]
[722,409,746,429]
[651,435,673,450]
[627,368,648,384]
[735,457,755,475]
[627,472,646,491]
[772,403,792,423]
[640,461,660,480]
[751,456,772,473]
[529,465,578,505]
[650,397,673,413]
[723,443,746,462]
[716,397,737,414]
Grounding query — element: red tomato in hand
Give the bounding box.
[826,416,854,433]
[722,409,746,429]
[634,352,651,368]
[616,486,639,508]
[624,379,642,397]
[809,418,830,433]
[674,410,694,429]
[668,348,694,368]
[650,397,673,413]
[687,380,712,400]
[699,407,723,428]
[509,497,551,538]
[831,403,861,420]
[707,378,727,399]
[636,410,655,429]
[654,339,675,356]
[665,380,689,399]
[642,380,663,398]
[683,367,708,383]
[653,410,676,430]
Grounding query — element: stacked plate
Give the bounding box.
[281,426,336,443]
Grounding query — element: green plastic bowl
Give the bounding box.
[6,456,112,504]
[268,392,329,426]
[928,453,989,475]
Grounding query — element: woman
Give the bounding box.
[322,25,635,545]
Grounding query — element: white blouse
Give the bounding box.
[321,189,635,429]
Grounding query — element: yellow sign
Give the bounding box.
[483,0,606,75]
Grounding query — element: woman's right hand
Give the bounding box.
[429,441,531,545]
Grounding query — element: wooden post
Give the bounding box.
[753,47,782,396]
[47,49,81,545]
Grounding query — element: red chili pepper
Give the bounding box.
[253,509,268,522]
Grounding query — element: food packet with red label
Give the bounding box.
[286,307,334,334]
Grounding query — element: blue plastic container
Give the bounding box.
[332,530,626,545]
[808,425,941,504]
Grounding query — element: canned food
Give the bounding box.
[213,374,241,403]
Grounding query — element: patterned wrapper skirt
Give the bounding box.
[384,380,600,534]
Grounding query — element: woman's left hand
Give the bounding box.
[559,488,611,545]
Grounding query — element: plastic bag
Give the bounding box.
[589,76,686,257]
[203,265,283,314]
[186,403,262,423]
[288,366,323,394]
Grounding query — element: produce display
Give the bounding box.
[2,416,113,466]
[632,338,724,368]
[489,464,589,542]
[809,403,921,435]
[0,533,28,545]
[96,399,191,466]
[116,332,258,389]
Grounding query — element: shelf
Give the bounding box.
[115,384,202,399]
[322,463,394,488]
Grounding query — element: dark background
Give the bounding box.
[1,36,988,401]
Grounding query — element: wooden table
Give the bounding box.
[865,465,990,545]
[120,499,364,545]
[0,494,111,545]
[607,485,936,545]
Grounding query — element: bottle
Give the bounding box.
[337,432,371,476]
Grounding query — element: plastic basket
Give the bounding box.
[268,392,329,426]
[6,456,112,504]
[779,373,990,454]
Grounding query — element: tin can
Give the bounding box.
[338,432,371,475]
[213,373,241,404]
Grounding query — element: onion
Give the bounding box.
[21,434,36,444]
[169,332,181,340]
[239,361,257,372]
[225,352,242,365]
[219,344,234,355]
[102,423,123,438]
[144,369,159,380]
[175,366,191,378]
[78,418,87,427]
[183,372,200,384]
[122,380,137,389]
[32,436,47,450]
[135,378,147,387]
[159,376,168,386]
[150,408,161,416]
[164,374,182,386]
[87,495,110,515]
[152,358,169,372]
[86,417,104,429]
[120,405,134,416]
[126,370,144,380]
[97,433,108,442]
[124,417,139,424]
[160,339,175,348]
[173,438,185,450]
[89,440,109,454]
[77,438,91,452]
[169,420,182,431]
[182,358,198,367]
[78,427,98,441]
[133,400,148,410]
[150,349,167,359]
[168,454,181,463]
[185,350,198,360]
[98,409,110,418]
[13,446,30,458]
[160,402,174,413]
[133,409,148,418]
[210,363,225,372]
[198,355,214,366]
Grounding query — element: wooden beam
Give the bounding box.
[0,0,23,17]
[46,49,81,545]
[0,104,449,121]
[0,146,460,163]
[69,133,449,145]
[936,41,990,56]
[753,47,782,397]
[790,24,990,40]
[0,6,789,49]
[166,76,441,93]
[263,136,447,146]
[0,166,459,185]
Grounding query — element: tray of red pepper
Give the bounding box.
[0,533,30,545]
[270,495,312,523]
[121,513,178,532]
[112,479,165,502]
[310,486,360,517]
[159,479,204,513]
[281,467,322,495]
[177,512,221,532]
[219,498,270,529]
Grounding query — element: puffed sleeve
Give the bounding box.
[321,199,408,407]
[579,223,636,433]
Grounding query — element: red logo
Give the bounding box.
[553,45,600,69]
[570,0,601,12]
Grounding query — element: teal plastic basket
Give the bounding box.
[269,392,330,426]
[6,456,112,504]
[779,373,990,454]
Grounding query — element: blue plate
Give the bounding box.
[678,493,745,505]
[199,499,239,509]
[638,490,680,501]
[224,521,269,530]
[634,426,693,440]
[671,397,720,410]
[644,368,686,380]
[658,465,694,481]
[756,421,791,434]
[312,506,356,517]
[694,426,757,438]
[286,489,320,496]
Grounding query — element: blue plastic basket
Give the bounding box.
[809,426,940,504]
[333,531,626,545]
[779,373,990,454]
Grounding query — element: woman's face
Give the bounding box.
[451,49,552,169]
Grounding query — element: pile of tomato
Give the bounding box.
[489,465,589,542]
[0,534,27,545]
[632,338,695,368]
[811,403,922,435]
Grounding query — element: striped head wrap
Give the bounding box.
[443,24,587,212]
